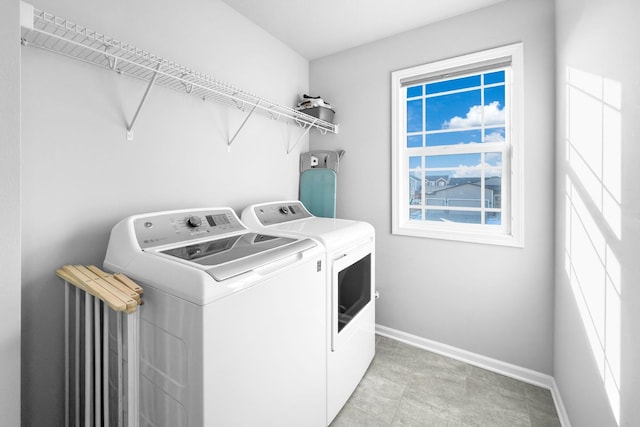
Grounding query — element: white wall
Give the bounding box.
[310,0,556,374]
[19,0,308,424]
[0,0,22,425]
[554,0,640,425]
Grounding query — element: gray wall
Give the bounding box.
[0,0,21,425]
[19,0,309,424]
[554,0,640,425]
[309,0,556,374]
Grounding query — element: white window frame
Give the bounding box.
[391,43,524,247]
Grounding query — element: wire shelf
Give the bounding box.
[19,2,338,144]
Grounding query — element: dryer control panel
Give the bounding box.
[250,201,312,226]
[133,208,245,249]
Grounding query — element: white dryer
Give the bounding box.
[104,207,326,427]
[241,201,375,424]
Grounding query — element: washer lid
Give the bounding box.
[241,201,374,251]
[158,233,316,281]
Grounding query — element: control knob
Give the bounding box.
[186,215,202,228]
[279,206,289,215]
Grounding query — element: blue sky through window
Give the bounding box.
[406,100,422,132]
[484,70,505,85]
[425,153,481,169]
[426,130,481,146]
[426,75,480,94]
[427,90,481,130]
[406,70,506,170]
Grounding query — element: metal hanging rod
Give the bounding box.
[19,2,339,144]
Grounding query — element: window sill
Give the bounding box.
[392,224,524,248]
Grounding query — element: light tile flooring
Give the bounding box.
[330,336,561,427]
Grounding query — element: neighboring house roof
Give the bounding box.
[427,182,483,195]
[424,176,501,191]
[425,175,450,182]
[448,177,480,186]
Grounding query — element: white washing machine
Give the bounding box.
[104,207,327,427]
[241,201,375,424]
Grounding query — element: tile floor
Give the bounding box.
[330,335,561,427]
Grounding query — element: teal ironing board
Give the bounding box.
[299,168,337,218]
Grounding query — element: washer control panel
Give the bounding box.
[251,201,312,226]
[133,208,245,249]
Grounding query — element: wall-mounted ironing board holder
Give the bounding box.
[300,150,345,173]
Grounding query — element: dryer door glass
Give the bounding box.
[337,254,371,332]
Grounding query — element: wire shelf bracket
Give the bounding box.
[287,119,318,155]
[19,1,339,149]
[126,62,161,140]
[228,100,260,149]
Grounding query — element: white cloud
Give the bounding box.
[451,165,481,178]
[443,101,505,129]
[452,157,503,178]
[485,152,502,164]
[485,131,505,142]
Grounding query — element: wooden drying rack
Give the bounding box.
[56,265,143,313]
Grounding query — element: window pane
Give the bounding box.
[424,156,484,209]
[410,209,422,220]
[426,75,481,94]
[409,172,422,205]
[431,191,482,208]
[482,185,499,209]
[425,172,482,208]
[424,172,451,188]
[484,86,506,127]
[407,99,423,132]
[409,156,422,169]
[407,134,423,148]
[485,152,503,173]
[484,71,505,85]
[484,85,505,105]
[426,90,482,131]
[425,197,447,206]
[425,153,481,169]
[425,210,482,224]
[407,85,423,98]
[486,212,502,225]
[484,127,505,142]
[485,152,503,210]
[426,130,482,146]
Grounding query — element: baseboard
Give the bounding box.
[375,324,572,427]
[548,377,572,427]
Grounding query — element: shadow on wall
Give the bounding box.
[562,67,621,425]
